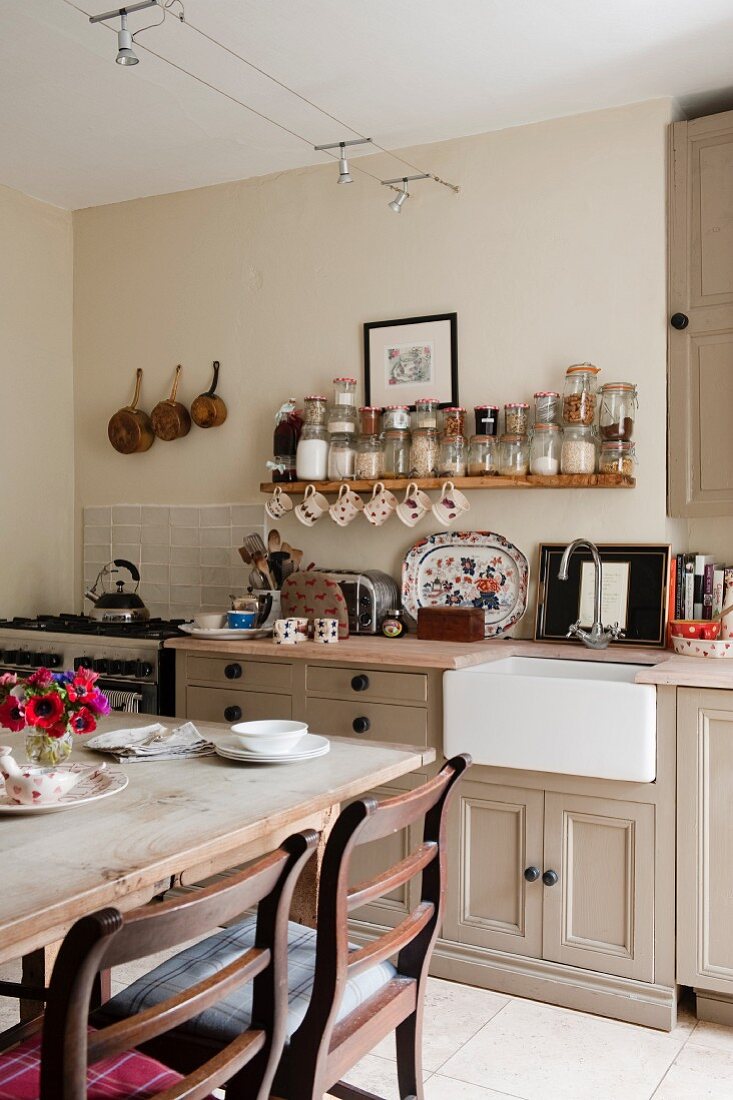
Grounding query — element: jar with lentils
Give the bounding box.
[382,429,411,478]
[383,404,411,431]
[599,440,636,476]
[414,398,439,429]
[562,364,601,426]
[504,403,530,435]
[355,434,384,480]
[410,427,439,478]
[561,424,597,474]
[303,394,328,427]
[439,435,467,477]
[442,407,466,437]
[533,391,561,425]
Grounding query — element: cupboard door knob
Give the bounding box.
[224,663,243,680]
[351,674,370,692]
[224,705,242,722]
[352,717,371,734]
[542,869,559,887]
[523,866,541,882]
[670,312,689,330]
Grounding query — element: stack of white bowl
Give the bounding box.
[230,720,309,756]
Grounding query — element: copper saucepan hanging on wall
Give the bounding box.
[191,360,228,429]
[151,364,191,441]
[108,368,155,454]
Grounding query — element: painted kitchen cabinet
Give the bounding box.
[677,688,733,1021]
[669,109,733,516]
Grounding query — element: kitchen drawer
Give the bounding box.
[305,665,427,704]
[304,698,427,747]
[186,656,292,693]
[187,686,292,725]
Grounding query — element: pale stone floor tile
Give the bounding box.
[652,1042,733,1098]
[370,976,510,1071]
[425,1076,524,1099]
[440,997,689,1100]
[688,1018,733,1053]
[342,1052,431,1100]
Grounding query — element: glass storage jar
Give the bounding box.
[327,433,356,480]
[599,383,638,441]
[474,405,499,436]
[414,398,440,429]
[533,391,561,425]
[303,394,328,427]
[359,406,382,436]
[439,435,467,477]
[296,423,329,481]
[442,407,466,437]
[562,363,601,426]
[327,404,358,435]
[561,424,597,473]
[599,440,636,476]
[409,427,439,478]
[383,405,411,431]
[498,433,529,476]
[333,376,357,406]
[355,435,384,480]
[468,434,498,476]
[382,429,411,478]
[271,400,301,483]
[529,423,562,475]
[504,403,530,435]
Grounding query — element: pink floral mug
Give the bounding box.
[363,482,398,526]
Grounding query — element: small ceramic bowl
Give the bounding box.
[193,612,227,629]
[230,719,308,755]
[227,610,258,629]
[669,619,721,641]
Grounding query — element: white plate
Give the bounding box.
[0,763,128,814]
[179,624,272,639]
[214,734,330,764]
[671,636,733,659]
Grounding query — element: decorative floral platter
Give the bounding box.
[0,762,128,814]
[671,636,733,659]
[402,531,530,637]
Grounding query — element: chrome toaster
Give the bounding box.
[320,570,400,634]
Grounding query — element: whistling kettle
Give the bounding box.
[0,746,82,805]
[84,559,150,623]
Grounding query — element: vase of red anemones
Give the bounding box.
[0,668,110,766]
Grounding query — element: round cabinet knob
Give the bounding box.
[224,663,243,680]
[523,866,541,883]
[542,869,559,887]
[670,312,689,330]
[224,706,242,722]
[351,674,370,692]
[352,717,371,734]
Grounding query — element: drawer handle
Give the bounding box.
[224,705,242,722]
[523,866,541,883]
[352,717,371,734]
[224,663,243,680]
[542,869,559,887]
[351,674,370,692]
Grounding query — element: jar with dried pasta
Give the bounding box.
[562,364,601,426]
[599,440,636,477]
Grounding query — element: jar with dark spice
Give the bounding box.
[383,404,411,431]
[410,427,439,478]
[439,435,467,477]
[599,440,636,476]
[599,383,637,441]
[382,429,411,478]
[504,403,529,435]
[533,391,561,425]
[414,398,439,429]
[562,364,601,426]
[442,407,466,437]
[468,435,498,476]
[303,394,328,427]
[359,406,382,436]
[474,405,499,436]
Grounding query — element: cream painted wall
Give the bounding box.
[0,184,74,616]
[73,99,685,630]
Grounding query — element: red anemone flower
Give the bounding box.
[0,696,25,732]
[69,707,97,735]
[24,693,64,730]
[27,668,53,687]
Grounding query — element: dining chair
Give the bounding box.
[97,754,470,1100]
[0,829,316,1100]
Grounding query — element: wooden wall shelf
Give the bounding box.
[260,474,636,495]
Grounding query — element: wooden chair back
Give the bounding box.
[39,829,317,1100]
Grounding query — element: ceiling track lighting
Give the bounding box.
[313,137,372,185]
[88,0,160,65]
[381,174,429,213]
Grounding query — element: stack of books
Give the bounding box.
[671,554,733,622]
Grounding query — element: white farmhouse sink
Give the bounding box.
[443,657,656,782]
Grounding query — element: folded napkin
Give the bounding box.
[86,722,215,762]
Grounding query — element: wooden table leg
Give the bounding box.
[290,803,339,928]
[20,942,60,1022]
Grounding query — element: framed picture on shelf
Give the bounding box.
[363,312,458,408]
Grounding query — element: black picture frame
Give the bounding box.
[535,543,671,648]
[363,312,458,409]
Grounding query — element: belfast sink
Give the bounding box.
[443,656,657,782]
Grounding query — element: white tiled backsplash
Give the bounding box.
[83,504,266,619]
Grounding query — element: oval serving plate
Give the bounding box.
[402,531,529,638]
[179,624,272,639]
[0,763,128,814]
[671,636,733,659]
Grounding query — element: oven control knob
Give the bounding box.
[109,659,123,676]
[17,651,32,667]
[137,661,154,679]
[123,660,138,677]
[44,652,62,668]
[30,652,45,667]
[75,656,94,671]
[3,649,17,665]
[93,658,108,674]
[358,612,372,627]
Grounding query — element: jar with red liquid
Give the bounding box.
[271,400,303,483]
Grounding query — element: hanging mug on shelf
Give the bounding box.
[265,486,294,520]
[363,482,398,526]
[432,481,471,526]
[329,484,364,526]
[295,485,329,526]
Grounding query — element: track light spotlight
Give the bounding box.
[388,182,409,213]
[381,174,429,213]
[116,13,139,65]
[337,145,353,185]
[314,137,372,184]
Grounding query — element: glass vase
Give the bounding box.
[25,728,73,766]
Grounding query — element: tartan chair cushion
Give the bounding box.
[102,915,397,1043]
[0,1028,183,1099]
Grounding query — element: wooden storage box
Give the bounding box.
[417,606,485,642]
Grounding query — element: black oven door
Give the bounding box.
[97,677,159,715]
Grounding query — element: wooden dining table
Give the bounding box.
[0,714,435,1020]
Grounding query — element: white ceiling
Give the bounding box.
[3,0,733,210]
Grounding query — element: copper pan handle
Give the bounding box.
[169,364,182,403]
[130,368,143,411]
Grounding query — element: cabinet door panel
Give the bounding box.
[678,689,733,992]
[443,781,544,958]
[543,793,654,982]
[304,698,427,747]
[186,687,292,724]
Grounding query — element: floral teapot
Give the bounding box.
[0,745,81,805]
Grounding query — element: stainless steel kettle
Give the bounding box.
[85,559,150,623]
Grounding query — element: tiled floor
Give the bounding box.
[3,956,733,1099]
